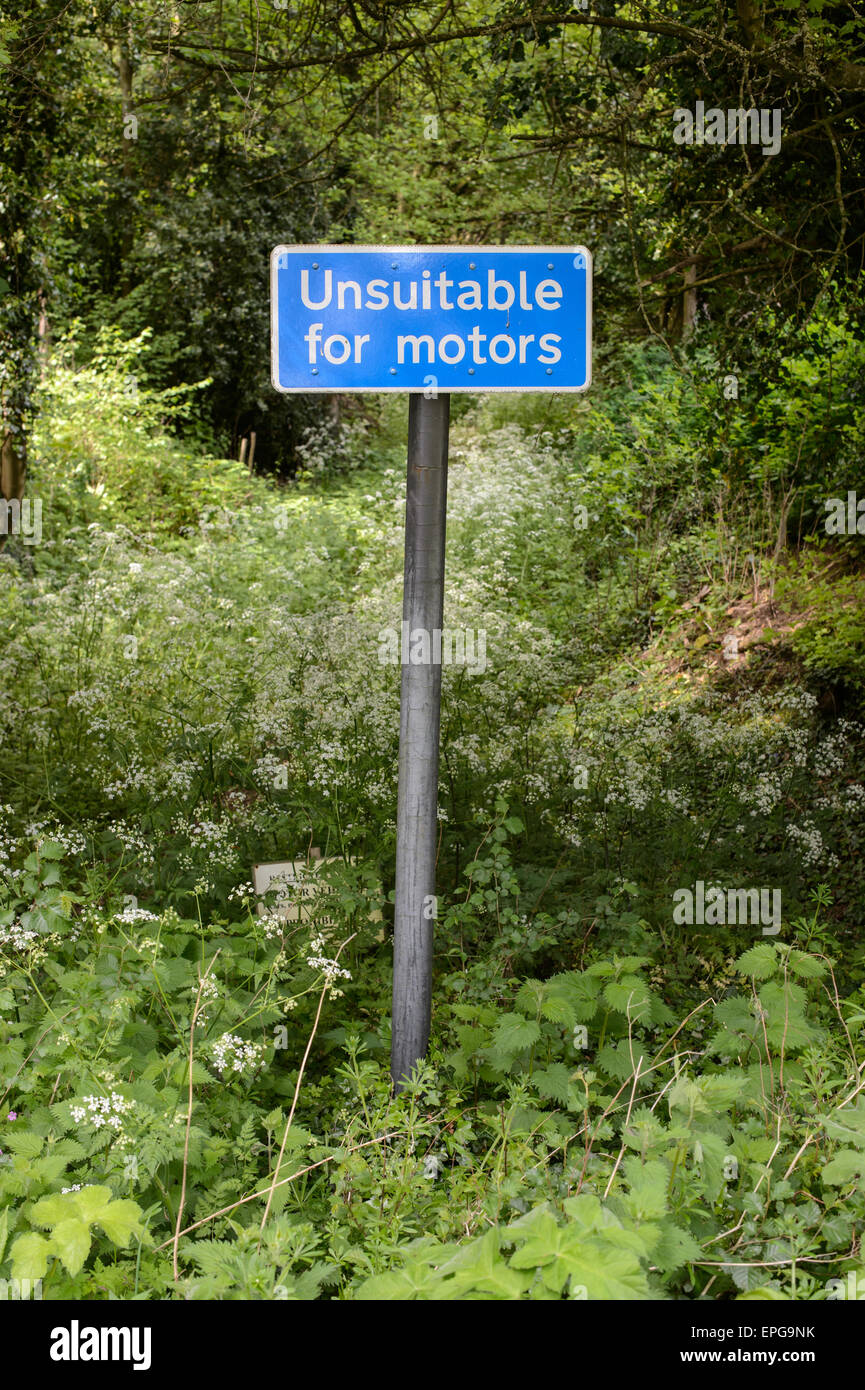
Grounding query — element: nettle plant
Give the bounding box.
[344,938,865,1300]
[0,828,388,1297]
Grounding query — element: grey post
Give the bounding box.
[391,391,450,1091]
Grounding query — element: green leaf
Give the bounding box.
[355,1262,441,1300]
[170,1058,217,1086]
[759,980,820,1049]
[508,1203,651,1299]
[9,1231,51,1281]
[508,1208,571,1275]
[279,1125,315,1152]
[539,993,576,1026]
[561,1241,651,1299]
[653,1220,703,1273]
[30,1191,80,1229]
[622,1105,668,1153]
[27,906,69,934]
[95,1199,145,1246]
[293,1261,338,1300]
[50,1217,92,1276]
[51,1139,87,1161]
[615,956,651,972]
[597,1041,643,1079]
[445,1228,530,1299]
[154,957,196,990]
[513,979,546,1016]
[491,1014,541,1056]
[62,1183,111,1220]
[1,1131,43,1159]
[533,1063,572,1104]
[511,1218,649,1298]
[698,1073,748,1109]
[822,1150,865,1185]
[731,1263,773,1293]
[32,1185,144,1248]
[621,1157,669,1222]
[603,977,652,1022]
[788,949,827,979]
[691,1129,730,1202]
[562,1193,608,1230]
[735,944,778,979]
[37,840,65,860]
[712,996,755,1035]
[823,1104,865,1149]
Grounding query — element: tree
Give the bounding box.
[0,2,76,504]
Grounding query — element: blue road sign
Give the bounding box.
[271,245,591,393]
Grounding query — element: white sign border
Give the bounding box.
[270,244,592,394]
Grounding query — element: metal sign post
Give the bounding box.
[271,244,591,1090]
[391,392,449,1088]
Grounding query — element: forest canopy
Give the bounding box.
[3,0,864,476]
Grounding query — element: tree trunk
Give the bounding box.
[682,263,697,341]
[117,37,136,291]
[1,430,26,504]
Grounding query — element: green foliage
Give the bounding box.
[355,1197,654,1301]
[11,1185,144,1279]
[32,327,266,536]
[776,559,865,696]
[3,289,865,1301]
[726,300,865,508]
